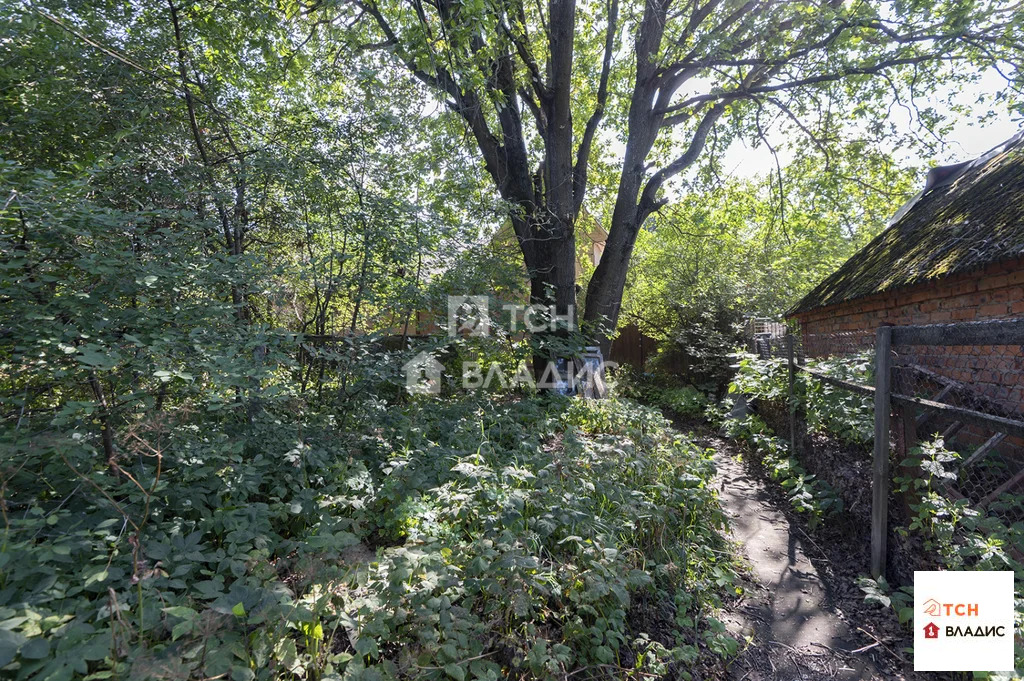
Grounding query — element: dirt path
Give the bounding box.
[705,433,885,680]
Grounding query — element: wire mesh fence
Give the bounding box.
[891,330,1024,520]
[748,318,1024,577]
[753,329,875,363]
[799,330,876,360]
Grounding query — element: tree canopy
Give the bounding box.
[310,0,1024,350]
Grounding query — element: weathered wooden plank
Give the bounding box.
[940,420,964,441]
[961,432,1008,468]
[787,334,797,457]
[902,363,959,388]
[916,384,954,429]
[795,365,875,397]
[899,363,1016,422]
[890,319,1024,347]
[979,466,1024,509]
[872,326,893,579]
[890,393,1024,440]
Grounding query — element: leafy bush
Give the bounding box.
[0,394,739,680]
[802,353,874,448]
[643,298,746,394]
[726,354,789,403]
[656,387,710,420]
[728,351,873,447]
[611,369,709,421]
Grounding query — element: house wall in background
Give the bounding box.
[789,256,1024,414]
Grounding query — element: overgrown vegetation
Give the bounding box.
[4,0,1024,678]
[802,354,875,448]
[723,353,1024,677]
[718,352,876,528]
[728,352,874,448]
[718,412,843,529]
[621,151,916,393]
[1,386,742,680]
[612,371,710,421]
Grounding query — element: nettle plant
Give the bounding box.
[336,396,743,680]
[802,353,874,448]
[726,353,788,403]
[610,370,710,421]
[894,438,1018,572]
[728,351,874,447]
[0,391,745,681]
[723,354,845,528]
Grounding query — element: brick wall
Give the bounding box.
[789,256,1024,415]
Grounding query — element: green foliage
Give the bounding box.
[863,438,1024,679]
[726,354,789,403]
[611,370,710,420]
[622,148,917,378]
[894,439,1018,573]
[8,1,1022,680]
[855,577,915,626]
[721,351,879,527]
[802,354,875,448]
[0,392,740,680]
[655,386,711,420]
[0,5,745,679]
[728,352,873,447]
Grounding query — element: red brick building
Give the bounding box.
[786,131,1024,414]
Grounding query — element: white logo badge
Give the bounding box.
[913,570,1014,672]
[402,351,443,395]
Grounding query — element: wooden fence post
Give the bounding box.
[871,325,893,579]
[787,333,797,456]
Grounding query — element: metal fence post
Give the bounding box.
[871,325,893,579]
[787,333,797,456]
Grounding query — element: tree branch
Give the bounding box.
[637,102,725,220]
[572,0,618,219]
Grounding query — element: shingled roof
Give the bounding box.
[788,131,1024,316]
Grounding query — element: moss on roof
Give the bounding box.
[788,135,1024,316]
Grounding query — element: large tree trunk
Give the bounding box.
[582,152,649,355]
[514,208,577,384]
[581,0,667,354]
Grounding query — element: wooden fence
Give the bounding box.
[784,319,1024,579]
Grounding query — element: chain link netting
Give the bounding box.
[752,321,1024,529]
[892,338,1024,520]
